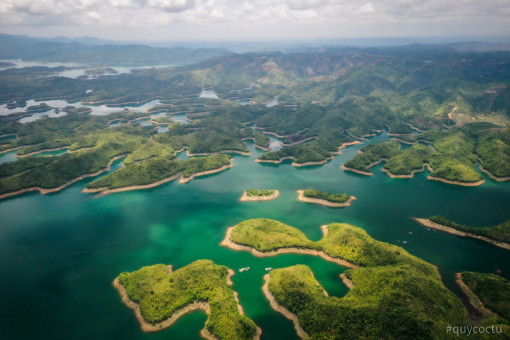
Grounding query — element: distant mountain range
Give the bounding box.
[0,34,231,66]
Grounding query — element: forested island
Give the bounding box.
[221,218,466,339]
[297,189,355,207]
[414,216,510,250]
[239,189,279,201]
[115,260,261,339]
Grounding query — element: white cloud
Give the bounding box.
[0,0,509,40]
[357,3,375,15]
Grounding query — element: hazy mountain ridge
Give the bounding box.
[0,34,231,65]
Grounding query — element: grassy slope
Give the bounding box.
[118,260,258,339]
[229,219,465,338]
[429,216,510,244]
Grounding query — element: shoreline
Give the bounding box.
[455,273,496,324]
[413,218,510,251]
[282,136,317,147]
[341,158,388,176]
[179,159,234,183]
[0,154,126,201]
[113,266,261,340]
[83,172,183,196]
[339,273,354,289]
[479,166,510,182]
[187,150,250,157]
[426,176,485,187]
[330,141,362,155]
[241,138,270,151]
[262,274,309,340]
[340,165,373,176]
[255,156,333,167]
[381,165,426,179]
[297,190,356,207]
[220,225,358,269]
[16,146,70,158]
[239,190,280,202]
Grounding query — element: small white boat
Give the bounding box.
[265,267,273,271]
[239,267,250,273]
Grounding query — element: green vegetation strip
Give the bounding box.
[115,260,260,339]
[240,189,279,201]
[414,216,510,250]
[222,218,465,339]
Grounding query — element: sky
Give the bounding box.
[0,0,510,41]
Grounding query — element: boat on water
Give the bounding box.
[239,267,250,273]
[265,267,273,271]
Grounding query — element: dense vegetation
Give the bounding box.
[429,216,510,244]
[0,105,243,198]
[0,131,142,195]
[228,218,465,338]
[302,189,350,203]
[245,189,276,197]
[462,272,510,321]
[343,141,401,173]
[1,44,510,195]
[461,272,510,338]
[87,154,230,190]
[343,127,499,183]
[117,260,258,339]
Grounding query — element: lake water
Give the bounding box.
[0,99,162,122]
[0,59,185,79]
[0,132,509,339]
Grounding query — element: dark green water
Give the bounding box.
[1,132,509,340]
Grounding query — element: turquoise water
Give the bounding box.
[0,150,18,164]
[0,132,509,339]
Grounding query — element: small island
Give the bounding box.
[297,189,355,207]
[114,260,261,340]
[221,218,466,339]
[414,216,510,251]
[456,271,510,334]
[240,189,279,201]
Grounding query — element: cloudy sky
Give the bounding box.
[0,0,509,41]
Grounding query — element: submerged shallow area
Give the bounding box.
[0,132,509,339]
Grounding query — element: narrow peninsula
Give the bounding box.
[221,218,466,339]
[456,271,510,334]
[114,260,261,340]
[239,189,280,201]
[414,216,510,251]
[297,189,355,207]
[84,155,232,196]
